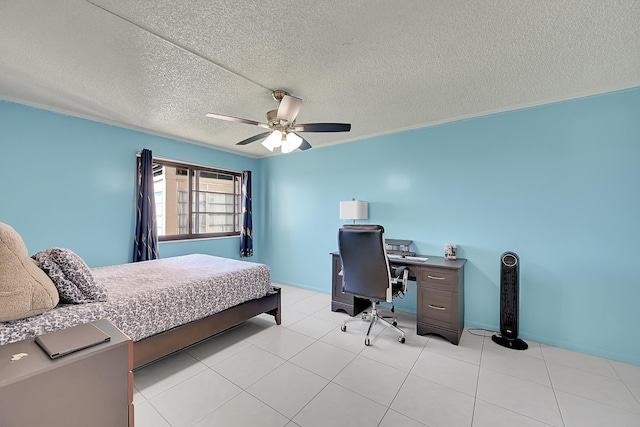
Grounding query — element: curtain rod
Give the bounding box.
[136,151,241,174]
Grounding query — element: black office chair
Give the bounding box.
[338,224,408,346]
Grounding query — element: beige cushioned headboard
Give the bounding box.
[0,222,59,322]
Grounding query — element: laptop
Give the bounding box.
[35,322,111,359]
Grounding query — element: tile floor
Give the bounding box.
[133,284,640,427]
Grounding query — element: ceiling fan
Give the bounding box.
[206,90,351,153]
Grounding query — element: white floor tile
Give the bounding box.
[279,307,310,327]
[133,386,145,405]
[289,340,357,380]
[611,359,640,381]
[319,316,385,354]
[610,359,640,402]
[314,307,351,324]
[130,285,640,427]
[379,409,429,427]
[480,343,551,386]
[357,311,429,371]
[186,329,251,367]
[253,327,316,359]
[133,400,171,427]
[472,399,552,427]
[333,355,408,406]
[287,315,339,339]
[211,344,285,388]
[359,330,425,373]
[235,316,282,344]
[288,296,330,314]
[391,374,475,427]
[134,351,207,400]
[192,391,289,426]
[293,382,387,427]
[547,361,640,413]
[393,312,431,347]
[423,330,484,366]
[476,367,563,426]
[148,369,241,427]
[540,343,618,378]
[280,287,317,306]
[411,349,479,396]
[301,292,332,306]
[247,361,329,419]
[556,389,640,427]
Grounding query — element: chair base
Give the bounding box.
[340,303,405,345]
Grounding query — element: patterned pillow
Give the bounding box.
[32,248,107,304]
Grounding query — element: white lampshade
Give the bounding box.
[340,200,368,221]
[261,130,283,151]
[281,132,303,153]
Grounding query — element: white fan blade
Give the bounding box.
[276,95,302,124]
[236,131,273,146]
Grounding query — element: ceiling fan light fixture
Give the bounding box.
[281,132,302,154]
[208,90,351,153]
[261,130,283,151]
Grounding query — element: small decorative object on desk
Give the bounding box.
[444,244,458,260]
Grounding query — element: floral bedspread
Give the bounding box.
[0,254,271,345]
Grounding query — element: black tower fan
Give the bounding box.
[492,252,528,350]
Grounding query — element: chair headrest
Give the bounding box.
[340,224,384,233]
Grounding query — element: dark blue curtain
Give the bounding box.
[133,149,159,262]
[240,170,253,257]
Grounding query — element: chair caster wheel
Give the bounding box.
[392,321,398,327]
[391,307,395,313]
[399,336,405,344]
[340,325,346,332]
[365,338,371,346]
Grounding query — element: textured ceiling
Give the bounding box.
[1,0,639,158]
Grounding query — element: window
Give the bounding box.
[152,159,242,241]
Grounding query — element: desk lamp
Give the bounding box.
[340,199,368,224]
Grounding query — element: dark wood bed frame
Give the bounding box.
[132,286,281,369]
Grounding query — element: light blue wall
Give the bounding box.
[2,87,639,365]
[0,102,260,267]
[259,87,640,365]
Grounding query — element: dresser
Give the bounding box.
[330,252,466,345]
[0,319,134,427]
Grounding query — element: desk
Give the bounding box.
[330,252,466,345]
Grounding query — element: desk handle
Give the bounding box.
[427,275,445,280]
[428,304,446,311]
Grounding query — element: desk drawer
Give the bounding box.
[420,268,457,291]
[417,287,457,330]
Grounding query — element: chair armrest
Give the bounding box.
[391,266,409,294]
[392,266,406,279]
[399,267,409,293]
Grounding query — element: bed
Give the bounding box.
[0,223,281,369]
